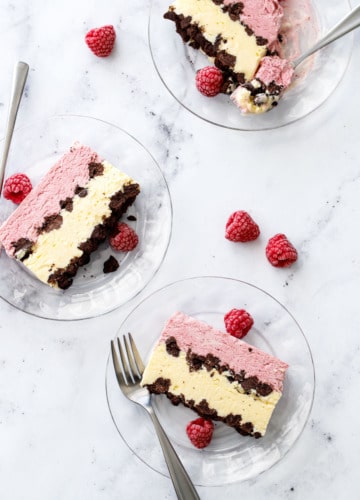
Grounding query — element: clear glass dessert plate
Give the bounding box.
[148,0,353,130]
[105,276,315,486]
[0,115,172,320]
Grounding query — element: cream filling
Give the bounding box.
[141,344,281,435]
[171,0,266,80]
[23,161,134,286]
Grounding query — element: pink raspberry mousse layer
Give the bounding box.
[159,311,288,392]
[0,144,101,257]
[256,55,294,87]
[224,0,284,45]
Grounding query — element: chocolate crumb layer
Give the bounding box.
[145,378,262,437]
[173,348,273,397]
[48,181,140,289]
[164,9,246,90]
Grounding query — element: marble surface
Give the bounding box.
[0,0,360,498]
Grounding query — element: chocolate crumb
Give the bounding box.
[75,186,88,197]
[166,337,181,357]
[88,162,104,178]
[127,215,137,221]
[103,255,119,274]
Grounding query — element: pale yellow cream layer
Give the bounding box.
[171,0,266,79]
[23,161,133,285]
[141,344,281,435]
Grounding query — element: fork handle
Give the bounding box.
[148,409,200,500]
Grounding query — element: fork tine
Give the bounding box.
[111,340,127,388]
[116,337,131,384]
[128,332,145,376]
[123,334,141,382]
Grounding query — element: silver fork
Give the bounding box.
[111,334,200,500]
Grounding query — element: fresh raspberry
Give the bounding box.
[266,233,298,268]
[186,418,214,449]
[85,25,116,57]
[224,308,254,339]
[225,210,260,242]
[109,222,138,252]
[195,66,223,97]
[3,173,32,204]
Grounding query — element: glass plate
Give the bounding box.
[106,277,315,486]
[0,115,172,320]
[148,0,353,130]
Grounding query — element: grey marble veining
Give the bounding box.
[1,0,360,498]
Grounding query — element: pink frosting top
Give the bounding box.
[224,0,284,45]
[255,55,294,87]
[159,312,288,392]
[0,144,101,256]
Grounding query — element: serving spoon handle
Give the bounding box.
[293,4,360,68]
[0,61,29,193]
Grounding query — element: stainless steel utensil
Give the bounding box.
[0,61,29,193]
[111,334,200,500]
[293,4,360,68]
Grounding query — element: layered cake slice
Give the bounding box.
[164,0,294,113]
[0,143,140,289]
[141,311,288,438]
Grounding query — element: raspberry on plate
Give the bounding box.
[3,173,32,204]
[225,210,260,242]
[266,233,298,268]
[85,25,116,57]
[186,417,214,449]
[224,308,254,339]
[195,66,224,97]
[109,222,138,252]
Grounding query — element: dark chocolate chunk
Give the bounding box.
[88,162,104,178]
[103,255,119,274]
[166,336,181,357]
[75,186,88,197]
[60,197,73,212]
[38,214,63,234]
[12,237,33,260]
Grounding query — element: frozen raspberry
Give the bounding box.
[109,222,138,252]
[225,210,260,242]
[224,308,254,339]
[186,418,214,449]
[3,173,32,204]
[195,66,223,97]
[85,25,116,57]
[266,233,298,268]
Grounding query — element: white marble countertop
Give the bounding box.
[1,1,360,499]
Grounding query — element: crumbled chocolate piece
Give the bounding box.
[166,337,181,357]
[145,377,171,394]
[215,50,236,71]
[60,197,73,212]
[223,2,244,21]
[127,215,137,221]
[12,237,33,261]
[88,162,104,178]
[38,214,63,234]
[75,186,88,197]
[103,255,119,274]
[256,35,268,46]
